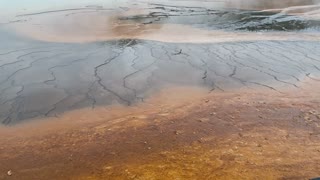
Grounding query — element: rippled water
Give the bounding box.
[0,0,320,124]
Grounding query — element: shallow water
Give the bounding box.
[1,0,320,123]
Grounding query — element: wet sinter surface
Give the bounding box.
[0,0,320,179]
[1,38,320,124]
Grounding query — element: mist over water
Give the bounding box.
[0,0,318,44]
[226,0,319,9]
[1,0,319,14]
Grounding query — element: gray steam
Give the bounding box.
[225,0,319,9]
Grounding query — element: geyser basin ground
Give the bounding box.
[0,0,320,179]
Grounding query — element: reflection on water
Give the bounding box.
[0,0,320,124]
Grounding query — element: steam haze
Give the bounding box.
[225,0,319,9]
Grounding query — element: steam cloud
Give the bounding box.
[225,0,319,9]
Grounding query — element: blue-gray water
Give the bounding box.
[0,0,320,124]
